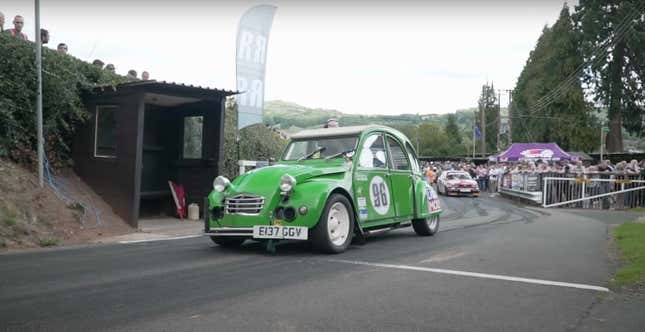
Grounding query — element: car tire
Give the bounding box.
[312,194,354,254]
[412,214,440,236]
[210,236,245,248]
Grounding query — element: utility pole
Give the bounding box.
[472,115,476,159]
[416,113,420,153]
[479,85,486,156]
[496,89,501,152]
[505,89,512,145]
[35,0,44,188]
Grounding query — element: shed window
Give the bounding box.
[183,116,203,159]
[94,105,117,158]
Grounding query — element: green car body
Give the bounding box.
[205,125,442,253]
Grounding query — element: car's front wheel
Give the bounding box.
[210,236,245,248]
[412,214,440,236]
[312,194,354,254]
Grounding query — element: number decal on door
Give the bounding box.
[369,176,390,215]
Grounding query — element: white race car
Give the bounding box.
[437,171,480,196]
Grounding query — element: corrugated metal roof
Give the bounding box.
[93,80,239,95]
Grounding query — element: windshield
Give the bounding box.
[447,173,471,180]
[282,136,358,161]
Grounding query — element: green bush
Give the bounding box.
[39,237,60,247]
[0,34,127,168]
[222,99,287,179]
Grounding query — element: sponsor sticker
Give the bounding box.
[356,174,368,182]
[357,197,367,208]
[427,187,441,212]
[359,208,368,220]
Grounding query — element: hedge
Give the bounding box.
[0,33,126,167]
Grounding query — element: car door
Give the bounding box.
[385,135,414,218]
[353,133,396,223]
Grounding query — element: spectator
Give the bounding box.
[0,11,5,32]
[626,160,640,174]
[105,64,115,73]
[92,59,104,69]
[57,43,68,54]
[40,28,49,44]
[141,71,150,80]
[127,69,138,80]
[5,15,27,41]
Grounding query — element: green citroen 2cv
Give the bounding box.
[205,125,441,253]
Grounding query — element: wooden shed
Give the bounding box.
[73,81,237,227]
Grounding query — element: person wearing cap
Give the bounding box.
[324,118,339,128]
[127,69,138,80]
[92,59,104,69]
[105,64,116,73]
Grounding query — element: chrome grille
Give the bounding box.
[225,194,264,215]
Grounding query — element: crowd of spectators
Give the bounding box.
[1,10,151,80]
[423,158,645,193]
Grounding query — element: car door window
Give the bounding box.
[386,136,409,170]
[405,142,421,174]
[358,134,387,169]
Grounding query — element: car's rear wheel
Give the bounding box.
[412,214,440,236]
[210,236,245,247]
[312,194,354,254]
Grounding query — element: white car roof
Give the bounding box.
[290,125,381,139]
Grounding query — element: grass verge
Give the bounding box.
[613,221,645,286]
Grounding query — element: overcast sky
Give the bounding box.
[3,0,569,115]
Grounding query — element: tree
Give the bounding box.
[445,114,462,145]
[511,5,599,152]
[575,0,645,152]
[477,83,499,154]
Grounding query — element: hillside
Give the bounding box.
[264,100,485,134]
[0,159,132,250]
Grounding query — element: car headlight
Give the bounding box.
[213,176,230,192]
[279,174,296,193]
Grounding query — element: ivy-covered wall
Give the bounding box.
[0,33,126,167]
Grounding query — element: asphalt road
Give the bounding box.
[0,194,638,332]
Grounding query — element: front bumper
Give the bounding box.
[447,189,480,196]
[204,227,253,237]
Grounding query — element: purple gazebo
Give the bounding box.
[491,143,573,162]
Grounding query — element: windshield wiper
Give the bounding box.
[298,146,327,161]
[325,149,355,160]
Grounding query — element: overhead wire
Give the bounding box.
[475,4,644,145]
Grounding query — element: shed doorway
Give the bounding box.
[139,104,177,218]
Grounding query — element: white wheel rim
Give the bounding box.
[327,202,350,246]
[427,215,438,231]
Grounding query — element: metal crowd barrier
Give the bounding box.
[500,171,645,209]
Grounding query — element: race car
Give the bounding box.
[204,125,442,254]
[436,170,480,196]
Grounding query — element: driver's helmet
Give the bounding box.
[374,150,387,167]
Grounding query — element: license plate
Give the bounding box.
[253,225,308,240]
[459,189,471,192]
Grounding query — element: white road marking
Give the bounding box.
[330,259,610,292]
[119,234,202,244]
